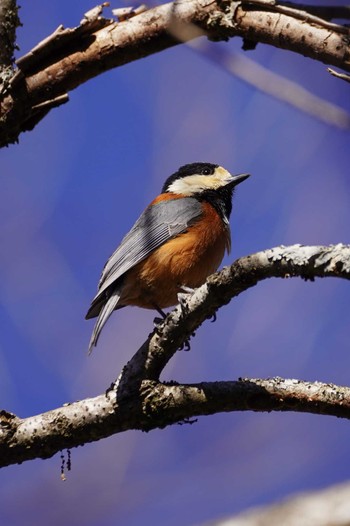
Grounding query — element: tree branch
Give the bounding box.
[187,40,350,128]
[0,244,349,468]
[1,376,350,468]
[1,1,349,146]
[133,243,350,379]
[282,4,350,22]
[328,67,350,84]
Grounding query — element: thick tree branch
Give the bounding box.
[0,244,349,468]
[132,243,350,379]
[1,1,349,146]
[1,377,350,468]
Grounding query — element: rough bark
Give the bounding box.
[1,377,350,468]
[1,244,349,468]
[0,1,349,146]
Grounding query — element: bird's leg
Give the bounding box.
[179,338,192,352]
[153,304,167,327]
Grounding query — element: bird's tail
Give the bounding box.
[88,290,121,354]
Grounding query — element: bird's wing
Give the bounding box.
[86,197,203,352]
[95,196,203,299]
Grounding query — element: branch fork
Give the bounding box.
[0,244,349,467]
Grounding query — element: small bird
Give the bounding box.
[86,162,249,352]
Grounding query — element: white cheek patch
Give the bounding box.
[167,175,208,195]
[167,172,232,195]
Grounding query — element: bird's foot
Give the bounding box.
[153,304,167,327]
[179,337,192,351]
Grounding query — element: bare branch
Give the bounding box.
[187,40,350,129]
[328,67,350,84]
[1,0,349,146]
[279,3,350,22]
[1,244,349,468]
[144,377,350,424]
[1,376,350,468]
[244,0,350,34]
[165,18,350,128]
[138,244,350,378]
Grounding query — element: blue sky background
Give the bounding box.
[1,1,350,524]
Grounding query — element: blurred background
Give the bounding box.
[1,1,350,524]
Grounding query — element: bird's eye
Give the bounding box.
[201,168,211,175]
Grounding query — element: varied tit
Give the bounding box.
[86,162,250,352]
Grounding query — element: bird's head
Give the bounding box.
[162,162,250,195]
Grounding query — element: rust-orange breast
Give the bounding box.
[119,199,230,309]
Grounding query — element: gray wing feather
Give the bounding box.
[86,197,203,352]
[98,197,203,296]
[88,289,121,354]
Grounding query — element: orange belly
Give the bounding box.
[119,203,230,309]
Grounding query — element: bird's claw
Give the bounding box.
[179,338,191,351]
[210,312,217,323]
[178,331,196,351]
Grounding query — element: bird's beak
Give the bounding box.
[226,173,250,188]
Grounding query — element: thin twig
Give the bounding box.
[328,67,350,84]
[185,34,350,129]
[280,3,350,22]
[244,1,350,35]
